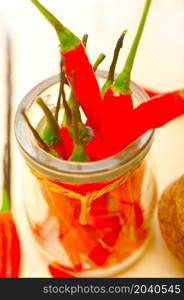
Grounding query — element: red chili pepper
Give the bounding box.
[99,0,152,155]
[40,184,83,268]
[31,0,102,132]
[0,212,21,278]
[85,129,102,161]
[109,179,134,222]
[88,244,110,267]
[50,262,82,273]
[135,90,184,128]
[59,231,83,270]
[53,127,73,160]
[113,233,142,262]
[98,90,184,159]
[90,196,108,217]
[99,31,134,148]
[41,183,110,267]
[63,46,102,132]
[133,202,144,228]
[101,89,133,142]
[118,90,184,152]
[49,263,77,278]
[0,74,21,278]
[60,223,111,267]
[130,162,145,201]
[143,87,160,98]
[93,215,120,230]
[102,225,121,247]
[93,215,121,247]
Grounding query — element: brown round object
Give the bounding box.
[158,175,184,263]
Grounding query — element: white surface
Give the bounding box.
[0,0,184,277]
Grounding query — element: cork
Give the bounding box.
[158,175,184,263]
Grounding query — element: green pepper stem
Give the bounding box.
[179,89,184,98]
[55,58,71,123]
[36,97,61,146]
[1,147,10,212]
[69,72,89,162]
[22,111,60,158]
[82,34,88,48]
[108,30,127,82]
[71,72,80,145]
[101,30,127,96]
[22,111,49,151]
[55,59,63,122]
[93,53,106,73]
[30,0,80,52]
[1,34,12,212]
[113,0,152,94]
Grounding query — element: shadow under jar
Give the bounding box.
[15,70,157,277]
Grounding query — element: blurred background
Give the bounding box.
[0,0,184,277]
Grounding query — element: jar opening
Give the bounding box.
[14,70,154,183]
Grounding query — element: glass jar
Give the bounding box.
[15,70,157,277]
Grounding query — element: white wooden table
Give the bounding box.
[0,0,184,277]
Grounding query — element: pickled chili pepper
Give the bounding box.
[99,89,184,159]
[68,223,111,266]
[61,52,105,151]
[62,52,105,129]
[113,234,142,262]
[107,90,184,157]
[117,90,184,151]
[41,173,112,267]
[61,222,110,267]
[92,215,121,247]
[101,89,133,144]
[90,196,108,217]
[50,263,81,273]
[143,87,160,98]
[101,0,152,143]
[42,184,111,267]
[98,94,184,160]
[99,31,130,142]
[40,185,83,269]
[31,0,102,132]
[89,244,110,267]
[49,263,77,278]
[62,31,105,127]
[131,162,145,201]
[59,127,73,159]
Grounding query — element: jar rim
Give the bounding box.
[14,70,154,183]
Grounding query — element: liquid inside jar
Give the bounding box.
[25,158,156,277]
